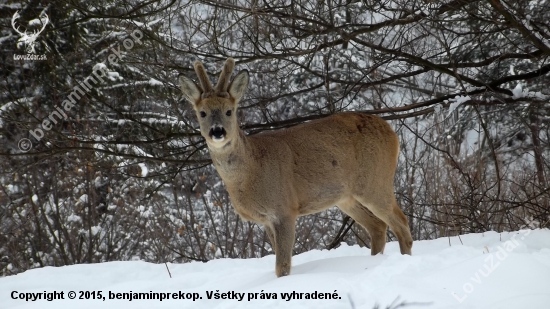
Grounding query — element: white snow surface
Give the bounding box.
[512,83,527,99]
[2,229,550,309]
[447,95,471,116]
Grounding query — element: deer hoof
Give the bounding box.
[276,263,291,277]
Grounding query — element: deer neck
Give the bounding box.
[208,130,253,184]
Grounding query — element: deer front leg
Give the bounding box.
[265,225,277,255]
[270,216,296,277]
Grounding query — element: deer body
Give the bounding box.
[179,58,413,277]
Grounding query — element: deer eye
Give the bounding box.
[226,110,232,116]
[200,111,207,118]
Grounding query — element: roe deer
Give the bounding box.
[179,58,413,277]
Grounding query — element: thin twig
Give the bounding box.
[165,262,172,278]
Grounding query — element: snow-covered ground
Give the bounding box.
[2,229,550,309]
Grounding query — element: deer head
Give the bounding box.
[12,11,49,54]
[179,58,249,149]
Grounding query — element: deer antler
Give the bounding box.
[193,61,214,95]
[11,11,27,37]
[214,58,235,94]
[33,13,49,37]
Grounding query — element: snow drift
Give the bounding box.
[2,229,550,309]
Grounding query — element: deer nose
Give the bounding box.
[209,125,226,142]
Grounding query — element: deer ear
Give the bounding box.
[228,70,249,104]
[179,75,202,105]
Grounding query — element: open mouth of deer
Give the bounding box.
[209,126,227,142]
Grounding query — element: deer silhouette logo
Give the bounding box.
[11,11,49,54]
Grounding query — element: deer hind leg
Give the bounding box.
[338,200,388,255]
[353,194,413,255]
[269,216,296,277]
